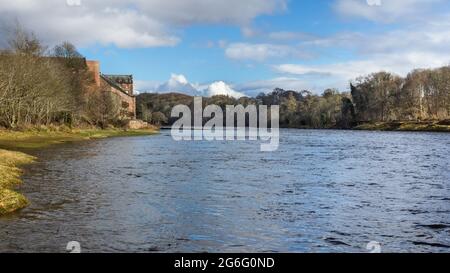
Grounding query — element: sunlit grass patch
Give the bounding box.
[0,149,35,215]
[0,165,25,189]
[0,128,159,150]
[0,188,29,215]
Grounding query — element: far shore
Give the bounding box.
[296,121,450,132]
[162,121,450,133]
[0,127,159,216]
[353,121,450,132]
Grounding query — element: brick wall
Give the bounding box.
[100,77,136,119]
[86,60,100,87]
[87,60,136,119]
[119,83,133,96]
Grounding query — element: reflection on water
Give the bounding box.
[0,129,449,253]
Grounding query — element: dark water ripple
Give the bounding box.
[0,129,449,253]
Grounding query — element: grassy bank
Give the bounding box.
[354,121,450,132]
[0,149,35,215]
[0,128,159,150]
[0,127,159,216]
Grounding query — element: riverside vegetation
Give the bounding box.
[0,26,133,129]
[0,149,35,215]
[137,71,450,132]
[0,25,157,215]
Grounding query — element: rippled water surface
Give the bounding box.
[1,130,449,252]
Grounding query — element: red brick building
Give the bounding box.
[86,60,136,119]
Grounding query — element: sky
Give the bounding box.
[1,0,450,97]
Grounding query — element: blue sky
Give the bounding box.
[1,0,450,97]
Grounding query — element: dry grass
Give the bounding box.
[0,149,35,215]
[0,189,29,215]
[354,121,450,132]
[0,127,159,150]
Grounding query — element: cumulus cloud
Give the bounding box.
[207,81,246,98]
[334,0,444,22]
[0,0,286,48]
[275,9,450,90]
[145,74,245,98]
[155,74,201,95]
[135,0,287,25]
[225,43,311,62]
[275,51,449,91]
[144,74,322,97]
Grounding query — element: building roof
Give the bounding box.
[103,75,133,84]
[100,74,134,97]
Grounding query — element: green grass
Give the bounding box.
[0,127,159,215]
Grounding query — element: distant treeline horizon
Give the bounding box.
[137,67,450,129]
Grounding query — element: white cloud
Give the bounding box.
[155,74,201,95]
[0,0,286,48]
[135,0,287,25]
[334,0,444,22]
[275,10,450,90]
[275,51,449,90]
[143,74,245,98]
[142,74,322,97]
[225,42,310,62]
[207,81,246,98]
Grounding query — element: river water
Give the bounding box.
[0,129,449,253]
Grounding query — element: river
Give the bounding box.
[0,129,449,252]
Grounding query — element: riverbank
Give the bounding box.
[0,149,35,215]
[0,127,159,150]
[0,127,159,215]
[354,121,450,132]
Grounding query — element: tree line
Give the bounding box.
[0,25,127,129]
[137,68,450,129]
[351,69,450,122]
